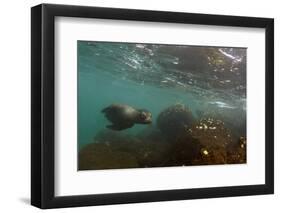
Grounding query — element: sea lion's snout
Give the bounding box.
[139,111,152,124]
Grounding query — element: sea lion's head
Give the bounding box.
[136,109,152,124]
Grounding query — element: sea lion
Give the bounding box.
[101,104,152,130]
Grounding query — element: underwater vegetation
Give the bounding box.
[79,103,246,170]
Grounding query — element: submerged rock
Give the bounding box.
[135,127,171,167]
[195,106,246,142]
[79,142,139,170]
[188,118,233,165]
[79,129,170,170]
[226,136,246,164]
[79,116,246,170]
[165,135,201,166]
[156,104,195,140]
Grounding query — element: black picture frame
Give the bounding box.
[31,3,274,209]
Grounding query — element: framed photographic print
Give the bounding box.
[31,3,274,209]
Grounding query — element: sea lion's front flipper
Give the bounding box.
[106,123,133,131]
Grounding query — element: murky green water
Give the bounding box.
[78,41,246,152]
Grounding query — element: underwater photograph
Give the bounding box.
[78,41,247,171]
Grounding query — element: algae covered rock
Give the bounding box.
[156,104,195,140]
[165,135,201,166]
[189,118,233,165]
[195,106,246,142]
[79,142,139,170]
[78,129,170,170]
[226,136,246,164]
[79,116,246,170]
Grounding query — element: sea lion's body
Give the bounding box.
[102,104,152,130]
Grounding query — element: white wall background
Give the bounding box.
[0,0,279,212]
